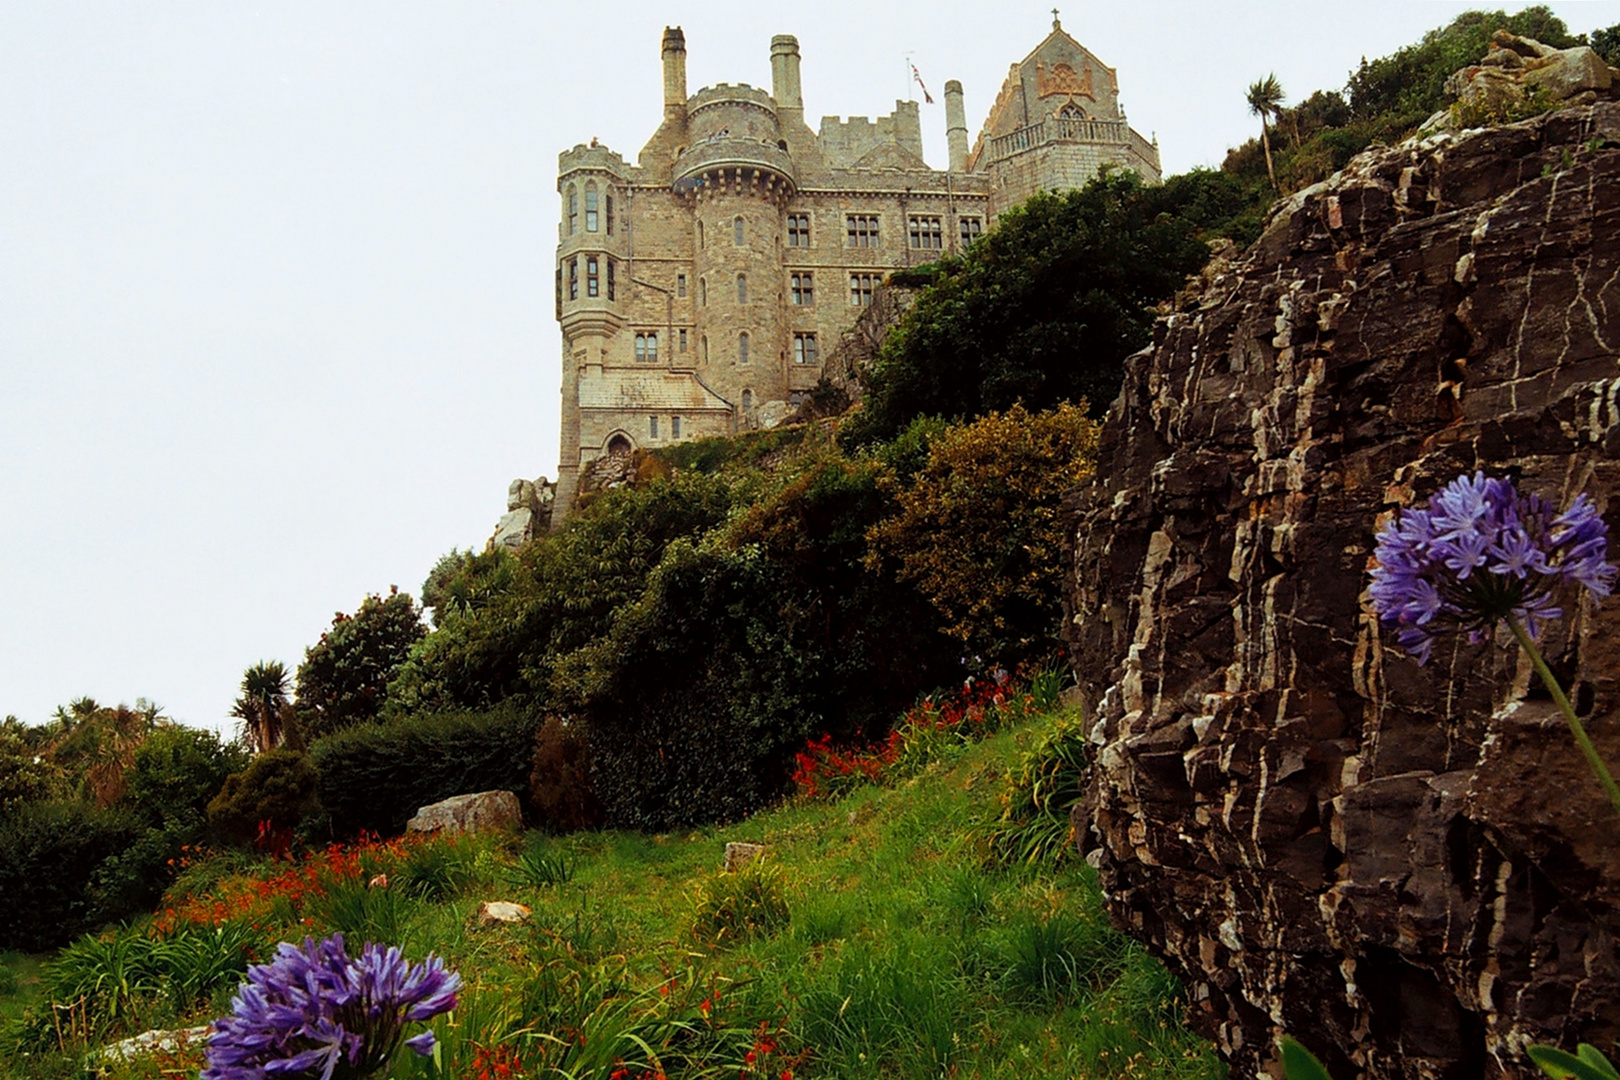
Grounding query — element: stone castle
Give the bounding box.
[546,16,1159,525]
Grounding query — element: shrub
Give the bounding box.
[310,704,539,836]
[506,837,573,889]
[691,861,790,945]
[206,749,319,845]
[0,718,68,808]
[528,716,602,832]
[396,835,480,901]
[0,801,140,951]
[985,709,1092,868]
[295,588,426,739]
[127,725,247,826]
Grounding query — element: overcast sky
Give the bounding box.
[3,0,1616,734]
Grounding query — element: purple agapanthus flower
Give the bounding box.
[1369,472,1616,664]
[202,934,460,1080]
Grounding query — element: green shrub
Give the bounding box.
[86,818,202,924]
[528,716,602,831]
[691,861,790,945]
[127,725,247,826]
[0,801,139,951]
[205,749,319,845]
[295,588,426,739]
[396,835,480,901]
[310,703,539,836]
[985,709,1091,868]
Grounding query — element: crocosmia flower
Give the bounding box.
[1369,472,1615,664]
[202,933,459,1080]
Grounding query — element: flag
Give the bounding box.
[911,63,934,105]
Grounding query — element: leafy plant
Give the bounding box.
[295,589,426,739]
[1528,1043,1620,1080]
[984,708,1091,868]
[0,799,140,951]
[396,835,479,901]
[206,748,319,845]
[507,840,574,889]
[691,861,791,946]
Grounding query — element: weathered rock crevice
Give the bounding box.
[1066,104,1620,1079]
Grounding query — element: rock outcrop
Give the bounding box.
[406,790,523,835]
[489,477,555,551]
[1433,31,1619,132]
[1065,104,1620,1079]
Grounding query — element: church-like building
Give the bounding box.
[550,16,1159,522]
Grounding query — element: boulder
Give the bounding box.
[723,842,766,872]
[755,400,795,430]
[1522,45,1613,98]
[1065,103,1620,1079]
[98,1026,211,1062]
[477,900,532,925]
[406,790,523,835]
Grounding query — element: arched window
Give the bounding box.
[1057,102,1085,120]
[585,183,599,232]
[697,220,704,248]
[736,274,747,304]
[738,332,749,365]
[733,216,744,245]
[741,389,753,410]
[700,277,707,306]
[607,433,632,457]
[566,185,578,235]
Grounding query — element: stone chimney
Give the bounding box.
[662,27,687,121]
[944,79,968,172]
[771,35,803,114]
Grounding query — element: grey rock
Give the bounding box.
[723,842,766,872]
[406,790,523,835]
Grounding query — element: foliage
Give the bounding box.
[506,837,574,889]
[1245,73,1285,189]
[295,589,426,739]
[984,707,1090,868]
[1528,1043,1620,1080]
[395,834,481,901]
[0,717,68,808]
[230,661,296,753]
[128,725,247,827]
[840,173,1213,446]
[867,403,1099,664]
[39,698,165,808]
[1595,24,1620,66]
[206,749,319,845]
[690,861,791,945]
[529,716,603,832]
[310,703,538,836]
[0,800,140,951]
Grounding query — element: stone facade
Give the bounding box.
[551,17,1160,523]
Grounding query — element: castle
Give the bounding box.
[549,16,1159,523]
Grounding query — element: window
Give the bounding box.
[585,183,599,232]
[703,335,709,362]
[959,216,984,248]
[554,267,561,313]
[649,415,659,438]
[794,331,818,365]
[568,258,579,300]
[1058,102,1085,120]
[733,216,745,245]
[908,215,943,250]
[741,389,753,410]
[850,273,878,306]
[700,277,707,306]
[606,259,615,300]
[586,256,599,297]
[738,332,749,365]
[677,274,687,298]
[737,274,747,304]
[790,272,813,306]
[672,415,682,438]
[635,332,659,363]
[787,213,810,247]
[606,194,615,235]
[697,220,704,248]
[678,328,687,352]
[846,214,880,247]
[567,186,578,235]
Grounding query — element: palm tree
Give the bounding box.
[1246,74,1285,190]
[232,661,294,753]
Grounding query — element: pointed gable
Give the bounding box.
[977,20,1124,143]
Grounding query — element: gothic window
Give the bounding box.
[606,259,615,300]
[585,183,599,232]
[787,213,810,247]
[635,331,659,363]
[649,415,659,438]
[672,415,682,438]
[846,214,879,247]
[1057,102,1085,120]
[849,273,877,306]
[677,273,687,298]
[568,257,579,300]
[678,328,688,352]
[586,256,599,297]
[737,274,748,304]
[794,331,818,365]
[606,194,615,235]
[790,272,813,305]
[733,216,745,245]
[567,186,578,236]
[607,433,632,456]
[738,332,750,365]
[908,215,943,250]
[959,217,984,248]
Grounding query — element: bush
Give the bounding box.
[310,704,540,836]
[206,749,319,845]
[295,588,426,739]
[0,801,140,951]
[984,708,1092,868]
[691,861,790,945]
[528,716,602,832]
[127,725,247,827]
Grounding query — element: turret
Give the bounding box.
[944,79,969,172]
[662,27,687,122]
[771,35,803,115]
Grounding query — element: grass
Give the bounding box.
[3,708,1227,1080]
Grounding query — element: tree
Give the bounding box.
[1246,74,1285,190]
[231,660,296,753]
[0,717,68,808]
[295,589,425,740]
[128,725,247,826]
[41,698,166,807]
[1593,23,1620,67]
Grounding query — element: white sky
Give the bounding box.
[3,0,1616,733]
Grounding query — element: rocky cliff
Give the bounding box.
[1065,104,1620,1079]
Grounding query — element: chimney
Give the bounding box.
[770,35,803,114]
[944,80,968,172]
[662,27,687,120]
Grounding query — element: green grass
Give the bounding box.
[6,710,1227,1080]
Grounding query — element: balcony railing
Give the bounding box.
[985,117,1154,163]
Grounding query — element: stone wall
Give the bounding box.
[1065,104,1620,1079]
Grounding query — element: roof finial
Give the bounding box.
[1052,7,1061,29]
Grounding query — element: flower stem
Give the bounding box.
[1506,616,1620,821]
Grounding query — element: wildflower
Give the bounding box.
[201,933,460,1080]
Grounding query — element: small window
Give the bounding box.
[606,194,615,235]
[733,216,745,245]
[737,274,748,304]
[703,335,709,363]
[908,215,943,250]
[586,256,599,297]
[850,273,877,306]
[738,332,749,365]
[585,183,599,232]
[672,415,682,438]
[649,415,659,438]
[555,267,562,313]
[678,328,688,352]
[741,389,753,410]
[677,274,687,298]
[959,217,984,248]
[567,186,578,236]
[697,220,704,248]
[700,277,707,306]
[1058,102,1085,120]
[787,213,810,247]
[568,257,579,300]
[790,272,814,306]
[846,214,879,247]
[794,331,818,365]
[606,259,615,300]
[635,332,659,363]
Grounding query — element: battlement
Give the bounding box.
[689,83,777,113]
[559,144,629,177]
[817,101,924,169]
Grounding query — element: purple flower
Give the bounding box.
[202,934,459,1080]
[1369,472,1616,663]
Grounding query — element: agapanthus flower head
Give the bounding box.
[1369,471,1616,664]
[202,933,460,1080]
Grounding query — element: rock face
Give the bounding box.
[1065,104,1620,1079]
[489,477,556,551]
[406,790,523,835]
[1435,32,1619,131]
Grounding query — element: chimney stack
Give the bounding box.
[770,35,803,114]
[944,80,968,172]
[662,27,687,120]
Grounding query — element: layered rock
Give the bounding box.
[1435,31,1619,131]
[1065,104,1620,1079]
